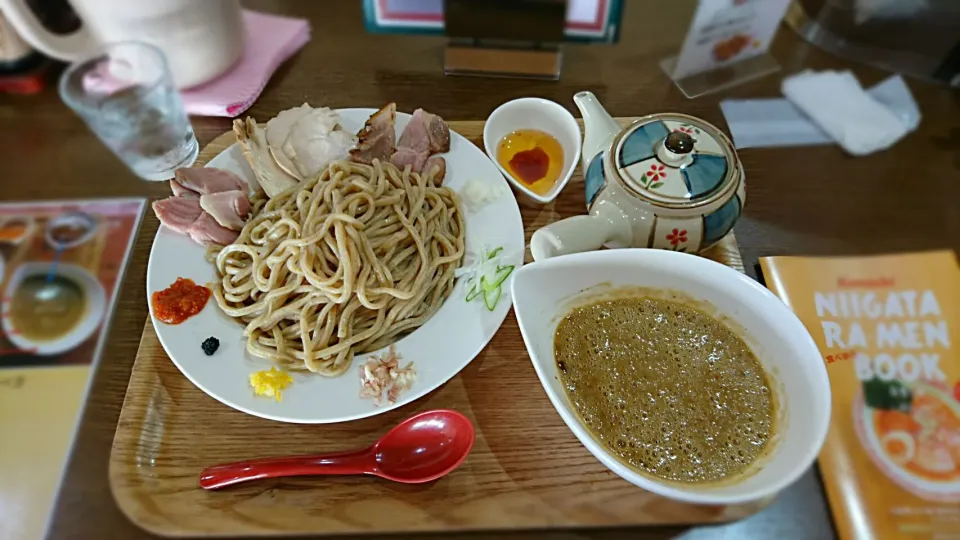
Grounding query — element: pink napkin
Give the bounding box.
[182,10,310,117]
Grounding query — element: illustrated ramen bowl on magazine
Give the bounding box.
[855,379,960,502]
[511,249,831,504]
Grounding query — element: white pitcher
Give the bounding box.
[0,0,243,88]
[529,91,746,261]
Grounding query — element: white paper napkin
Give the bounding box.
[719,74,919,150]
[780,70,910,156]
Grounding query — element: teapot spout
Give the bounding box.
[530,201,632,261]
[573,91,621,176]
[530,216,606,261]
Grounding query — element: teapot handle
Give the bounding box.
[0,0,96,61]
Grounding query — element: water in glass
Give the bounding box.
[59,42,198,181]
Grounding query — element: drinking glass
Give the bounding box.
[59,42,199,181]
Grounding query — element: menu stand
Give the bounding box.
[656,0,793,99]
[443,0,566,79]
[659,52,780,99]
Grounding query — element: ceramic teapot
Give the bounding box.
[529,91,745,261]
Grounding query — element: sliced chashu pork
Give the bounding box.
[283,111,355,178]
[390,152,447,184]
[234,117,299,198]
[422,109,451,154]
[396,108,450,154]
[173,167,247,195]
[389,108,450,184]
[199,190,251,231]
[265,104,354,180]
[388,147,429,174]
[152,196,203,235]
[188,211,240,246]
[265,103,313,179]
[424,156,446,184]
[349,102,396,165]
[170,180,199,199]
[152,196,239,246]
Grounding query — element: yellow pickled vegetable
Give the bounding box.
[249,367,293,402]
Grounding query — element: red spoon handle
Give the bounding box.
[199,448,375,490]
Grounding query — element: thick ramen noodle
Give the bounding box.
[212,159,465,377]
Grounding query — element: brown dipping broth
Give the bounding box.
[10,274,87,341]
[554,295,774,483]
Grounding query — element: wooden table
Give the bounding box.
[0,1,955,539]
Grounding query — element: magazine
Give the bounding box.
[0,198,145,540]
[760,251,960,540]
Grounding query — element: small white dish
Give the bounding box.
[511,249,831,505]
[483,98,581,203]
[3,262,107,356]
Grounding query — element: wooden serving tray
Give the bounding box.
[109,119,768,537]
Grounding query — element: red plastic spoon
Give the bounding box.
[199,409,475,490]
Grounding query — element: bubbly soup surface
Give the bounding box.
[554,295,774,483]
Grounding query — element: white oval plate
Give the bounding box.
[148,108,525,423]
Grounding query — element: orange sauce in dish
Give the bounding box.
[496,129,564,196]
[0,221,27,242]
[151,277,212,324]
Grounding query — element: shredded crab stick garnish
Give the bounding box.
[359,345,416,406]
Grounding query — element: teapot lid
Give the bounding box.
[612,113,739,208]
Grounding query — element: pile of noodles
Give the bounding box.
[210,159,465,376]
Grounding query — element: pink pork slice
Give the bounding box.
[424,156,446,185]
[188,211,239,246]
[170,180,199,198]
[152,196,203,235]
[396,110,431,153]
[153,196,239,246]
[174,167,248,195]
[199,190,251,231]
[397,108,450,154]
[389,147,429,173]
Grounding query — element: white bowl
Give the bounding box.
[483,98,581,203]
[2,262,107,356]
[510,249,831,505]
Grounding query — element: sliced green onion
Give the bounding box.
[460,246,513,311]
[465,280,483,302]
[482,265,513,292]
[483,286,502,311]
